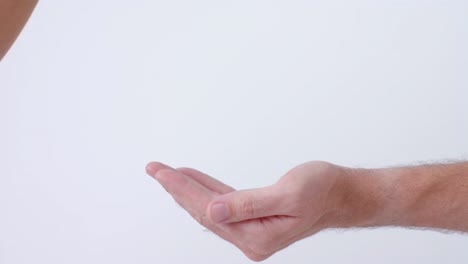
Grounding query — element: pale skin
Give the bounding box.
[146,161,468,261]
[0,0,38,61]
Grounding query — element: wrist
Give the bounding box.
[328,166,394,229]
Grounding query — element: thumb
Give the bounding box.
[208,185,284,224]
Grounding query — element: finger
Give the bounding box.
[146,163,272,260]
[208,185,287,224]
[176,167,235,194]
[152,168,219,225]
[145,161,173,177]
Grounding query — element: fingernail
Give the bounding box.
[211,203,229,223]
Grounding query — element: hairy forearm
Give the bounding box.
[0,0,38,61]
[334,162,468,232]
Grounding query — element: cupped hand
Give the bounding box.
[145,161,348,261]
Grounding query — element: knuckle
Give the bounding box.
[238,198,256,219]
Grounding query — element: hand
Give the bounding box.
[146,161,348,261]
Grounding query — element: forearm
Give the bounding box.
[0,0,38,61]
[335,162,468,232]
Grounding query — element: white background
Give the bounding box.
[1,0,467,263]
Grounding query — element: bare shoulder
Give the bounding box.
[0,0,39,61]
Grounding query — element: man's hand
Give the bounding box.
[145,161,350,261]
[0,0,38,61]
[145,161,468,261]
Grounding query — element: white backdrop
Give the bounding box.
[1,1,467,263]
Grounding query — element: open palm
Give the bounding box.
[146,161,345,261]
